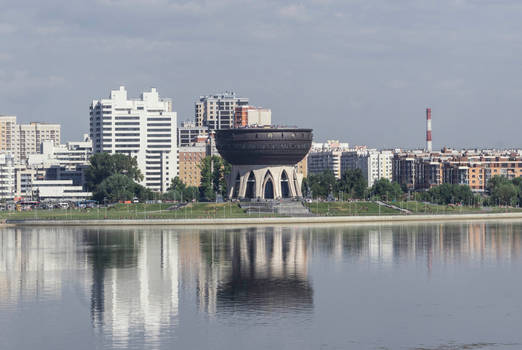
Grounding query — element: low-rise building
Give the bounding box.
[234,106,271,128]
[32,179,92,201]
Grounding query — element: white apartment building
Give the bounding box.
[0,153,15,199]
[28,135,92,169]
[341,149,393,187]
[90,86,177,192]
[195,92,248,130]
[307,141,351,179]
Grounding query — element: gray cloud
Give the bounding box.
[0,0,521,149]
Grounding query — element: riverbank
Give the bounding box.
[6,212,522,227]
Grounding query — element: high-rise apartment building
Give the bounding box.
[18,122,61,160]
[177,121,208,147]
[0,116,18,156]
[195,93,248,130]
[0,153,15,199]
[90,86,177,192]
[0,116,60,162]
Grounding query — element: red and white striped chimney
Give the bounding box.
[426,107,432,153]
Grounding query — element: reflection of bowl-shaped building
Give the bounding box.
[216,128,313,199]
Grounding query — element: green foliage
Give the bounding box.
[370,178,402,200]
[198,156,230,201]
[164,177,200,202]
[302,171,337,199]
[93,174,153,203]
[487,176,520,206]
[339,169,368,199]
[85,153,143,191]
[421,183,474,205]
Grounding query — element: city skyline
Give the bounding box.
[1,1,522,149]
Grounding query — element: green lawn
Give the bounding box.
[0,202,256,221]
[305,201,400,216]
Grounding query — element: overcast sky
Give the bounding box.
[1,0,521,149]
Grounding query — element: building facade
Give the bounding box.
[18,122,61,161]
[90,86,177,192]
[195,93,248,130]
[234,106,271,128]
[0,153,15,199]
[341,149,393,187]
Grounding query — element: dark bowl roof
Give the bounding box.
[215,128,313,165]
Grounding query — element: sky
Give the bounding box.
[1,0,522,149]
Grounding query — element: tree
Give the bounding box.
[198,156,230,201]
[85,153,143,191]
[370,178,402,200]
[93,174,152,203]
[487,175,520,206]
[339,169,367,199]
[304,171,337,199]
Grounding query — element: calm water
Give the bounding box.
[1,221,522,350]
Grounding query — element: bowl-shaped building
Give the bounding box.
[216,128,313,200]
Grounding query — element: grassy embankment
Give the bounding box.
[0,203,260,221]
[305,201,400,216]
[390,201,522,215]
[2,201,521,221]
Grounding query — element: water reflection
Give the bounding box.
[1,220,522,349]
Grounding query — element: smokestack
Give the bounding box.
[426,107,432,153]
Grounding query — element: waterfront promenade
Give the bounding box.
[6,212,522,227]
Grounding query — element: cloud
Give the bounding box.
[277,4,310,21]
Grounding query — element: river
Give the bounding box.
[1,221,522,349]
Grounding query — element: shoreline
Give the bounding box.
[5,212,522,227]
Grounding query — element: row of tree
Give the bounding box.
[85,153,229,203]
[302,169,401,200]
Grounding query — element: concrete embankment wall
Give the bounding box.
[6,212,522,227]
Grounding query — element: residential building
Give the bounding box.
[234,106,271,128]
[307,141,350,179]
[341,149,393,187]
[178,144,207,187]
[0,153,15,199]
[195,92,248,130]
[0,116,18,156]
[90,86,177,192]
[19,122,60,160]
[28,135,92,169]
[177,121,208,147]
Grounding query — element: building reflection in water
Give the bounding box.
[191,227,313,315]
[1,221,522,348]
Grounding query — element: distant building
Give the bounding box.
[307,141,350,179]
[177,121,208,147]
[90,86,177,192]
[0,116,18,156]
[234,106,271,128]
[0,153,15,199]
[18,122,61,161]
[0,116,61,162]
[341,149,393,187]
[178,145,207,188]
[32,179,91,201]
[195,92,248,130]
[28,135,92,169]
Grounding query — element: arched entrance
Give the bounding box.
[232,173,240,198]
[245,172,256,199]
[263,171,275,199]
[281,170,290,198]
[264,178,274,199]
